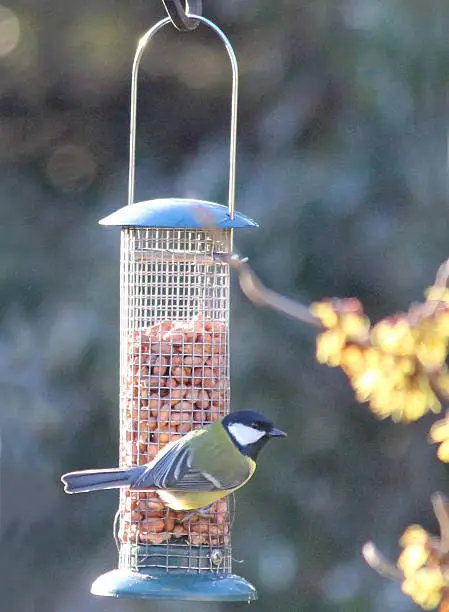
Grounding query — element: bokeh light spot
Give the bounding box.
[257,539,298,591]
[46,144,97,193]
[0,5,20,56]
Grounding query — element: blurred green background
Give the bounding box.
[1,1,449,610]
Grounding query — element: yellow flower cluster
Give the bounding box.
[311,289,449,423]
[397,525,446,610]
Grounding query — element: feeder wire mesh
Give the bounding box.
[118,227,233,574]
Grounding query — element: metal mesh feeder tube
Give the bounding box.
[91,200,258,601]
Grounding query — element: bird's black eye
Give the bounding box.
[251,421,264,431]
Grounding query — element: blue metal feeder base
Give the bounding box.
[91,568,257,602]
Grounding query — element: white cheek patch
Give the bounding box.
[228,423,266,446]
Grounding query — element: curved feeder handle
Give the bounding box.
[161,0,202,31]
[128,14,239,220]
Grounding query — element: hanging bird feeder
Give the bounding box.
[90,2,258,602]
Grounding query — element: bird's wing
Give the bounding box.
[132,427,247,492]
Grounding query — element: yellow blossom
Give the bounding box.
[398,544,429,575]
[401,567,444,610]
[370,395,403,420]
[431,372,449,398]
[310,301,339,328]
[351,368,383,402]
[400,525,430,547]
[404,389,434,422]
[389,392,421,423]
[429,414,449,462]
[352,367,440,422]
[436,439,449,463]
[339,313,370,339]
[363,347,382,368]
[415,333,448,369]
[429,418,449,443]
[397,356,416,375]
[415,375,441,413]
[371,318,416,356]
[316,329,346,366]
[435,311,449,337]
[340,344,365,374]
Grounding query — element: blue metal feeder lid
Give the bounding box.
[99,198,258,229]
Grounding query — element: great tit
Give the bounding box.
[61,410,286,511]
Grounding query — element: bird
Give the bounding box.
[61,410,286,511]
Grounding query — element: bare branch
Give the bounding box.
[217,253,323,328]
[362,541,403,582]
[434,259,449,288]
[194,205,322,329]
[432,492,449,553]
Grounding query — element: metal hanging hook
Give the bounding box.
[128,14,239,220]
[161,0,202,32]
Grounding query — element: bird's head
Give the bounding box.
[222,410,286,459]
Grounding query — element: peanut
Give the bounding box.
[184,387,198,404]
[196,388,209,409]
[156,427,170,445]
[165,515,176,532]
[191,523,210,534]
[138,529,165,544]
[171,366,185,382]
[175,401,194,418]
[146,499,165,513]
[183,354,205,366]
[197,332,213,354]
[168,432,183,441]
[210,404,221,422]
[148,394,160,410]
[158,409,170,427]
[192,367,203,386]
[178,422,193,435]
[169,384,187,406]
[172,524,186,538]
[146,518,165,533]
[147,443,158,459]
[203,367,216,389]
[151,354,168,376]
[193,410,206,425]
[131,509,143,522]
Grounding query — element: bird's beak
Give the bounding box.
[269,427,287,438]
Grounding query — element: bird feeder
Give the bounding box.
[90,12,258,602]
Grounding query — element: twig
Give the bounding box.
[217,253,323,328]
[362,541,403,582]
[194,205,322,329]
[432,492,449,554]
[434,259,449,288]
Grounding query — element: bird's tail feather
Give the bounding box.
[61,468,135,494]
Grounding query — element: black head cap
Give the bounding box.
[222,410,286,459]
